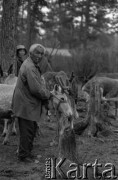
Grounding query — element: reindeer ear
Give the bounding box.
[54,84,62,93]
[58,85,62,93]
[54,84,58,91]
[50,84,57,95]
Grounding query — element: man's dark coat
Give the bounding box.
[12,57,50,122]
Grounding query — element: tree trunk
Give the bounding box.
[26,0,31,50]
[83,0,91,49]
[16,0,22,44]
[0,0,18,72]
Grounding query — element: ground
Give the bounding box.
[0,103,118,180]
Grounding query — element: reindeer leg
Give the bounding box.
[69,115,74,130]
[3,117,15,145]
[58,116,66,158]
[35,121,43,137]
[50,112,59,146]
[11,118,17,136]
[2,119,8,137]
[85,100,90,122]
[41,105,47,121]
[51,123,59,146]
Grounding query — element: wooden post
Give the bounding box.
[95,81,101,120]
[87,80,96,136]
[115,102,118,118]
[87,78,102,137]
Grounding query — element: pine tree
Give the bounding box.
[0,0,18,71]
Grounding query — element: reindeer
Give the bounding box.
[82,76,118,119]
[43,71,79,121]
[1,74,18,141]
[95,72,118,79]
[48,83,77,161]
[41,71,78,160]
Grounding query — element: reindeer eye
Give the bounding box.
[61,97,65,101]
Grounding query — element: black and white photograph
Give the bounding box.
[0,0,118,179]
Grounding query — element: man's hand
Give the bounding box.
[41,76,45,85]
[101,96,107,102]
[50,91,54,98]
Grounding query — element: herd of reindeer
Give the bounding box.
[0,64,118,162]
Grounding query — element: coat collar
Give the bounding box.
[28,57,42,74]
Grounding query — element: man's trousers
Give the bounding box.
[18,117,37,160]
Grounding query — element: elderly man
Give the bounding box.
[12,44,51,163]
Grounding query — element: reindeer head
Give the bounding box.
[50,84,73,117]
[49,84,74,133]
[55,71,70,93]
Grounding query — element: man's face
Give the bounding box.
[31,46,44,65]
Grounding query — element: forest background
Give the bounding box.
[0,0,118,82]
